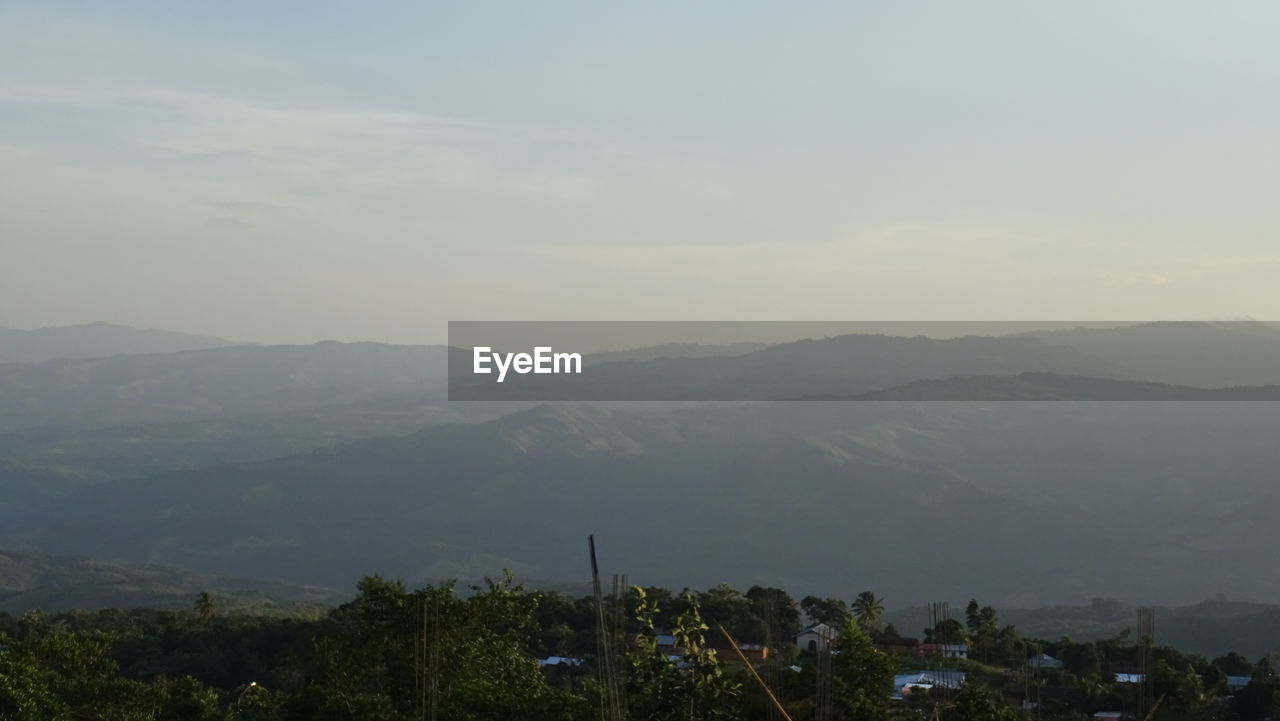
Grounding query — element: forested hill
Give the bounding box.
[11,401,1280,606]
[0,322,241,363]
[450,322,1280,400]
[0,341,449,433]
[0,548,343,615]
[820,372,1280,401]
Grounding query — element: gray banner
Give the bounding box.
[448,321,1280,401]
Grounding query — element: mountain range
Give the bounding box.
[8,400,1280,608]
[451,321,1280,400]
[0,321,241,364]
[5,320,1280,614]
[0,547,342,615]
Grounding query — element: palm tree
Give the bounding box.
[852,591,884,632]
[194,591,216,621]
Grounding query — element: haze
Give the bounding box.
[3,1,1279,344]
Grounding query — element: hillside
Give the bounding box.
[0,322,241,363]
[11,401,1280,606]
[0,548,344,615]
[450,332,1126,400]
[1027,321,1280,387]
[888,597,1280,659]
[0,341,448,433]
[452,322,1280,400]
[825,371,1280,401]
[0,393,520,481]
[0,460,91,523]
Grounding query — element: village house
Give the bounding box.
[919,642,969,660]
[537,656,584,667]
[873,635,921,655]
[795,623,838,653]
[891,670,966,700]
[657,631,768,661]
[1028,652,1063,669]
[1002,683,1068,710]
[1227,675,1252,689]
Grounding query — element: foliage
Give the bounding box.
[0,652,70,721]
[0,574,1273,720]
[954,682,1022,721]
[830,619,896,721]
[853,592,885,633]
[195,592,217,622]
[801,596,851,626]
[628,587,741,721]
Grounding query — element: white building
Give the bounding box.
[795,623,837,653]
[1028,653,1063,669]
[537,656,583,667]
[921,643,969,660]
[891,670,966,700]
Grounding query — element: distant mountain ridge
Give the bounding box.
[0,322,242,364]
[1023,321,1280,387]
[8,321,1280,610]
[0,341,449,433]
[14,401,1280,606]
[450,332,1129,400]
[812,372,1280,401]
[0,547,345,615]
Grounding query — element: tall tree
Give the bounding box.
[965,599,983,634]
[852,591,884,633]
[194,591,217,622]
[0,653,69,721]
[745,585,801,643]
[800,596,850,627]
[698,583,754,639]
[830,619,896,721]
[954,682,1020,721]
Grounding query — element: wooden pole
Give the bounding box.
[1140,693,1166,721]
[719,625,795,721]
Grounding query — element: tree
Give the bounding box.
[229,681,283,720]
[1150,660,1211,721]
[800,596,850,626]
[829,619,896,721]
[629,586,681,721]
[1229,677,1280,721]
[925,618,968,645]
[745,585,801,643]
[698,583,754,639]
[954,682,1020,721]
[628,587,740,721]
[155,675,222,721]
[0,653,70,721]
[194,591,217,622]
[995,625,1023,667]
[296,572,587,721]
[12,627,190,720]
[852,591,885,633]
[1214,652,1255,677]
[966,599,983,634]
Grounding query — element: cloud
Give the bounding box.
[0,82,606,205]
[204,216,253,232]
[1091,269,1174,287]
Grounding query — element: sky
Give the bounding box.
[2,1,1279,344]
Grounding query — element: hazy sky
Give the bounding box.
[3,2,1279,344]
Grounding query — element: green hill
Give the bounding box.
[11,401,1280,606]
[0,547,344,614]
